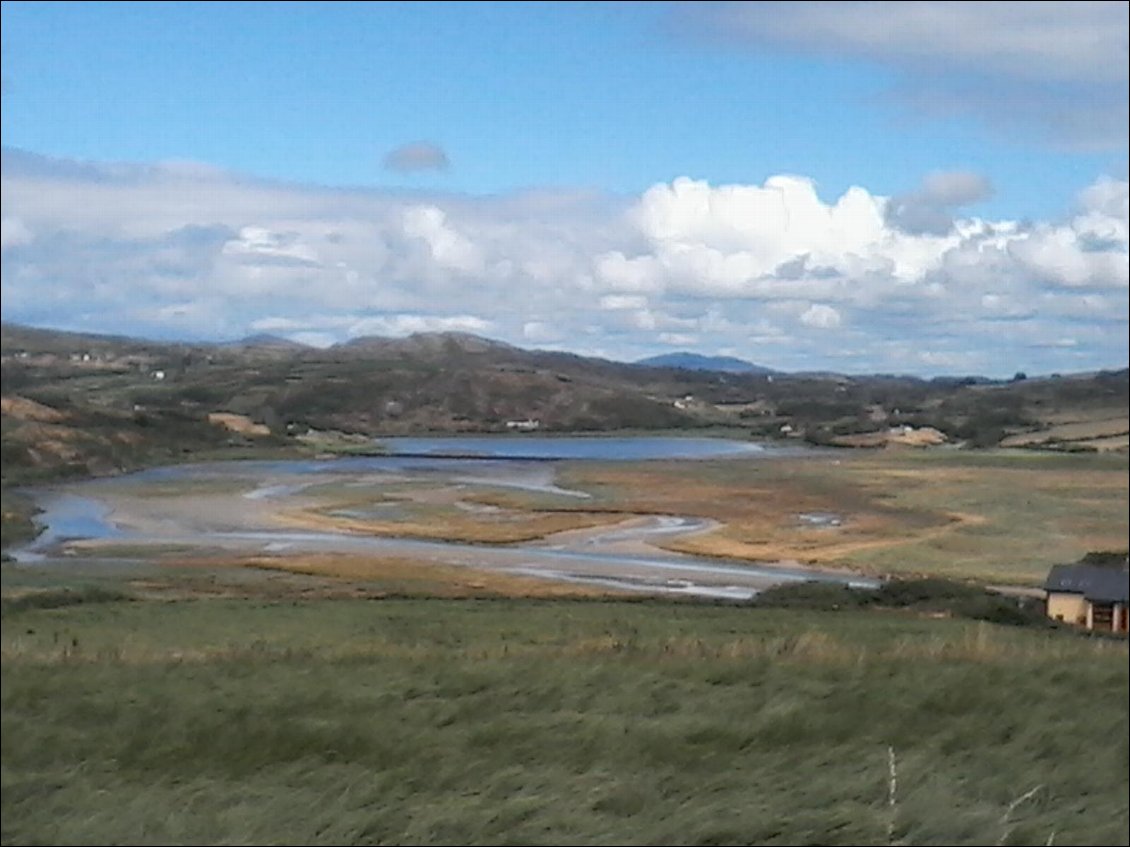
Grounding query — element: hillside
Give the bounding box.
[1,322,1127,484]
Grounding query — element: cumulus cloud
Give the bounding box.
[402,205,484,273]
[800,304,842,329]
[383,141,450,173]
[679,1,1130,149]
[1,147,1126,376]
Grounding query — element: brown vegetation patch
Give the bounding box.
[279,506,627,545]
[237,553,622,598]
[830,426,948,449]
[207,412,271,437]
[1,395,67,423]
[113,552,618,600]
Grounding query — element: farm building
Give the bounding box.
[1044,564,1129,632]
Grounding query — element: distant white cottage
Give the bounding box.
[506,419,540,431]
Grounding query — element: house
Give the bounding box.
[505,419,540,431]
[1044,564,1129,632]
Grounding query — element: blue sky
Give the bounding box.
[1,1,1127,376]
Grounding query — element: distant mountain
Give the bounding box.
[635,352,774,374]
[340,331,518,357]
[225,334,311,350]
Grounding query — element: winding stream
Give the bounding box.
[12,436,873,599]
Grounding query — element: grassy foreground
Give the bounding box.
[2,595,1127,846]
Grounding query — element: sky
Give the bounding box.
[1,1,1127,377]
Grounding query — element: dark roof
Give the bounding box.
[1044,565,1129,604]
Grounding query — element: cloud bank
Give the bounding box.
[1,147,1126,376]
[680,1,1130,150]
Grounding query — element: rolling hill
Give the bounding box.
[1,322,1126,484]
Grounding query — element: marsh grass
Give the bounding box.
[2,597,1127,845]
[562,451,1128,583]
[0,584,130,615]
[239,553,624,599]
[282,503,626,545]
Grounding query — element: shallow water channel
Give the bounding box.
[13,436,873,600]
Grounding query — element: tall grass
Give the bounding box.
[3,597,1127,845]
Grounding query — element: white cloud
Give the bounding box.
[1,148,1126,376]
[1,217,32,250]
[800,304,842,329]
[401,206,485,274]
[348,314,491,337]
[521,321,566,343]
[222,226,320,264]
[599,294,648,310]
[658,332,699,346]
[619,175,945,294]
[1073,176,1129,246]
[594,252,665,293]
[251,312,492,339]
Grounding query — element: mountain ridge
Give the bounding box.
[2,320,1126,487]
[4,321,1128,383]
[635,352,774,375]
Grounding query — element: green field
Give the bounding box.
[3,594,1127,846]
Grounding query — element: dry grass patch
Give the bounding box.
[279,505,626,545]
[238,553,623,599]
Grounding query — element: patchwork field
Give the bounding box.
[999,411,1129,452]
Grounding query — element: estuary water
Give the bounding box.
[378,435,771,460]
[13,436,873,599]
